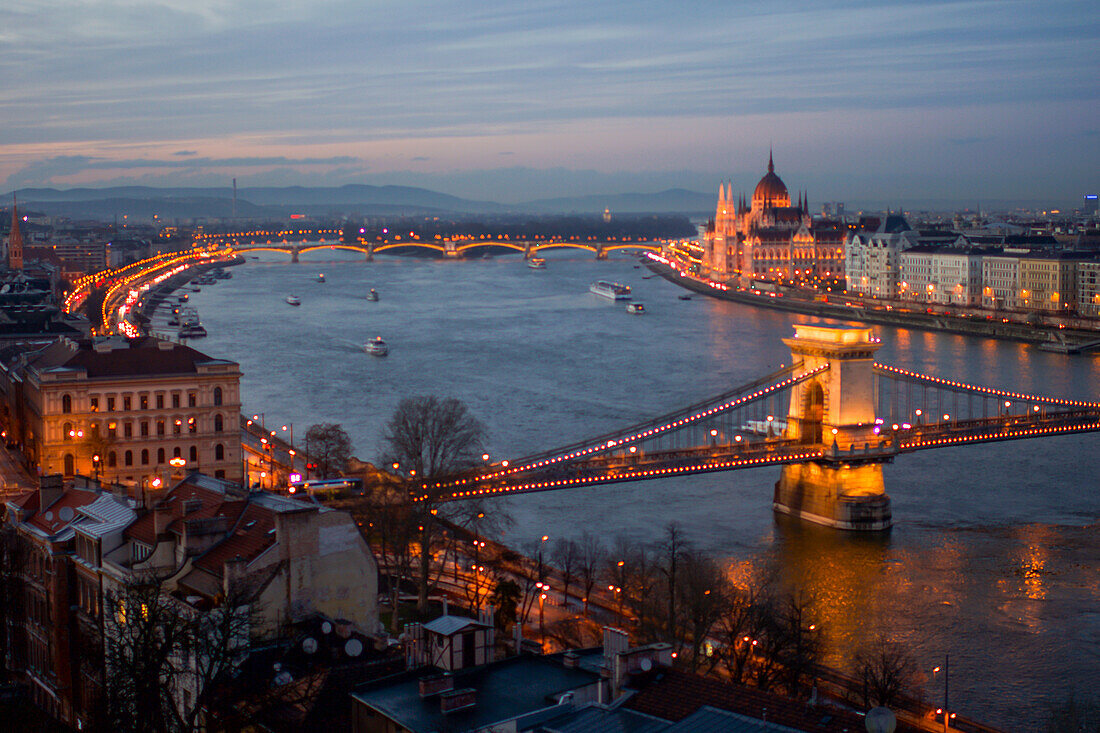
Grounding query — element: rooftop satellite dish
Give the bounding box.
[344,639,363,657]
[302,637,318,654]
[273,662,281,672]
[274,671,293,686]
[639,658,652,672]
[321,621,333,634]
[43,511,53,522]
[865,707,897,733]
[59,507,74,522]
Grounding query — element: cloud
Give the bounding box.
[410,156,430,162]
[173,150,198,156]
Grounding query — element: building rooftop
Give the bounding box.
[25,335,237,380]
[352,653,602,733]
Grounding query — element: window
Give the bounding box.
[172,446,181,458]
[157,420,165,436]
[107,451,117,468]
[173,419,181,436]
[141,449,149,465]
[157,448,165,464]
[156,395,164,409]
[125,450,133,466]
[107,422,117,439]
[107,397,115,412]
[64,453,75,476]
[214,414,223,432]
[62,394,72,413]
[188,417,196,434]
[123,396,131,411]
[213,387,223,406]
[63,422,72,441]
[140,395,148,410]
[215,443,224,460]
[188,392,197,408]
[141,421,149,437]
[90,397,99,412]
[124,422,133,438]
[189,446,197,462]
[172,393,180,409]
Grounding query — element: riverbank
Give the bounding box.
[645,254,1100,351]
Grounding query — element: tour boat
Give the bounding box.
[678,294,692,300]
[317,273,326,283]
[528,257,546,270]
[285,295,301,306]
[364,337,388,356]
[366,288,379,301]
[589,281,632,300]
[627,302,646,314]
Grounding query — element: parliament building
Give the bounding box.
[701,154,845,287]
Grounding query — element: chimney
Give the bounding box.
[602,626,629,667]
[418,673,454,698]
[563,651,580,669]
[153,503,173,535]
[439,688,476,714]
[223,554,247,594]
[38,474,64,511]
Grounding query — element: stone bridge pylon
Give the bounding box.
[774,325,892,530]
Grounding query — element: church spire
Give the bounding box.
[768,149,774,173]
[8,195,23,271]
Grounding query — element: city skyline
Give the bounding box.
[2,0,1097,204]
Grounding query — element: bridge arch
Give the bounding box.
[297,243,372,257]
[800,381,825,444]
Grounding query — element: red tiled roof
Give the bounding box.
[126,482,244,545]
[24,487,101,536]
[624,668,921,733]
[193,502,276,575]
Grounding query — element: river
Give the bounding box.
[173,247,1100,730]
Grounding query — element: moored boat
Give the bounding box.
[528,257,546,270]
[317,273,326,283]
[366,288,379,301]
[285,295,301,306]
[627,302,646,314]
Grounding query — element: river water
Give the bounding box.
[178,248,1099,730]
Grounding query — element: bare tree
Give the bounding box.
[676,550,728,672]
[380,395,486,613]
[102,575,253,733]
[852,635,922,709]
[551,538,579,612]
[577,532,605,616]
[304,423,354,478]
[660,523,688,645]
[774,588,823,697]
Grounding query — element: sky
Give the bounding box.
[1,0,1097,205]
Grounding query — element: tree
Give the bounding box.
[660,522,688,645]
[102,574,253,733]
[551,538,579,612]
[576,532,605,616]
[852,635,922,709]
[304,423,353,478]
[380,395,486,613]
[489,579,522,634]
[676,550,728,672]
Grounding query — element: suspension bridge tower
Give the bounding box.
[774,325,892,530]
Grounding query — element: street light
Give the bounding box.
[933,655,953,732]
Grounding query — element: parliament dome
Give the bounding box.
[752,152,790,206]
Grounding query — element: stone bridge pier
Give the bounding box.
[290,246,300,263]
[773,325,892,530]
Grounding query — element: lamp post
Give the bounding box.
[92,453,101,482]
[933,655,953,732]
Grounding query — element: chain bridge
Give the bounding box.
[422,325,1100,531]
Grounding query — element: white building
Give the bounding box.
[1078,260,1100,317]
[981,254,1020,310]
[844,214,918,298]
[930,248,984,306]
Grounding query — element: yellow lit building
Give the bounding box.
[702,154,846,287]
[1,336,243,485]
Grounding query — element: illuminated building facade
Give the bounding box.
[7,196,24,270]
[702,154,845,286]
[1,336,243,486]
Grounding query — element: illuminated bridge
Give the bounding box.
[222,238,660,261]
[424,325,1100,531]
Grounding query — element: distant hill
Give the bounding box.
[4,184,716,220]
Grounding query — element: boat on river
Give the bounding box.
[528,257,546,270]
[317,273,326,283]
[364,337,388,356]
[590,281,632,300]
[366,289,379,301]
[285,295,301,306]
[627,302,646,314]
